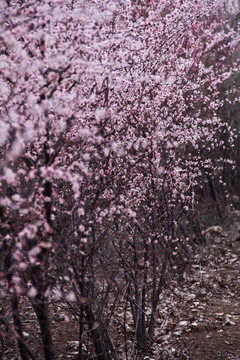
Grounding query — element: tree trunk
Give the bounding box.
[148,254,167,339]
[31,294,55,360]
[85,305,111,360]
[30,266,55,360]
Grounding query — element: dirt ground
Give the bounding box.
[1,211,240,360]
[167,210,240,360]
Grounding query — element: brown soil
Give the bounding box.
[169,211,240,360]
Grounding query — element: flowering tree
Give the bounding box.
[0,0,239,359]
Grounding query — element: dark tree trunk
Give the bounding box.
[30,266,55,360]
[31,294,55,360]
[85,305,111,360]
[148,254,168,339]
